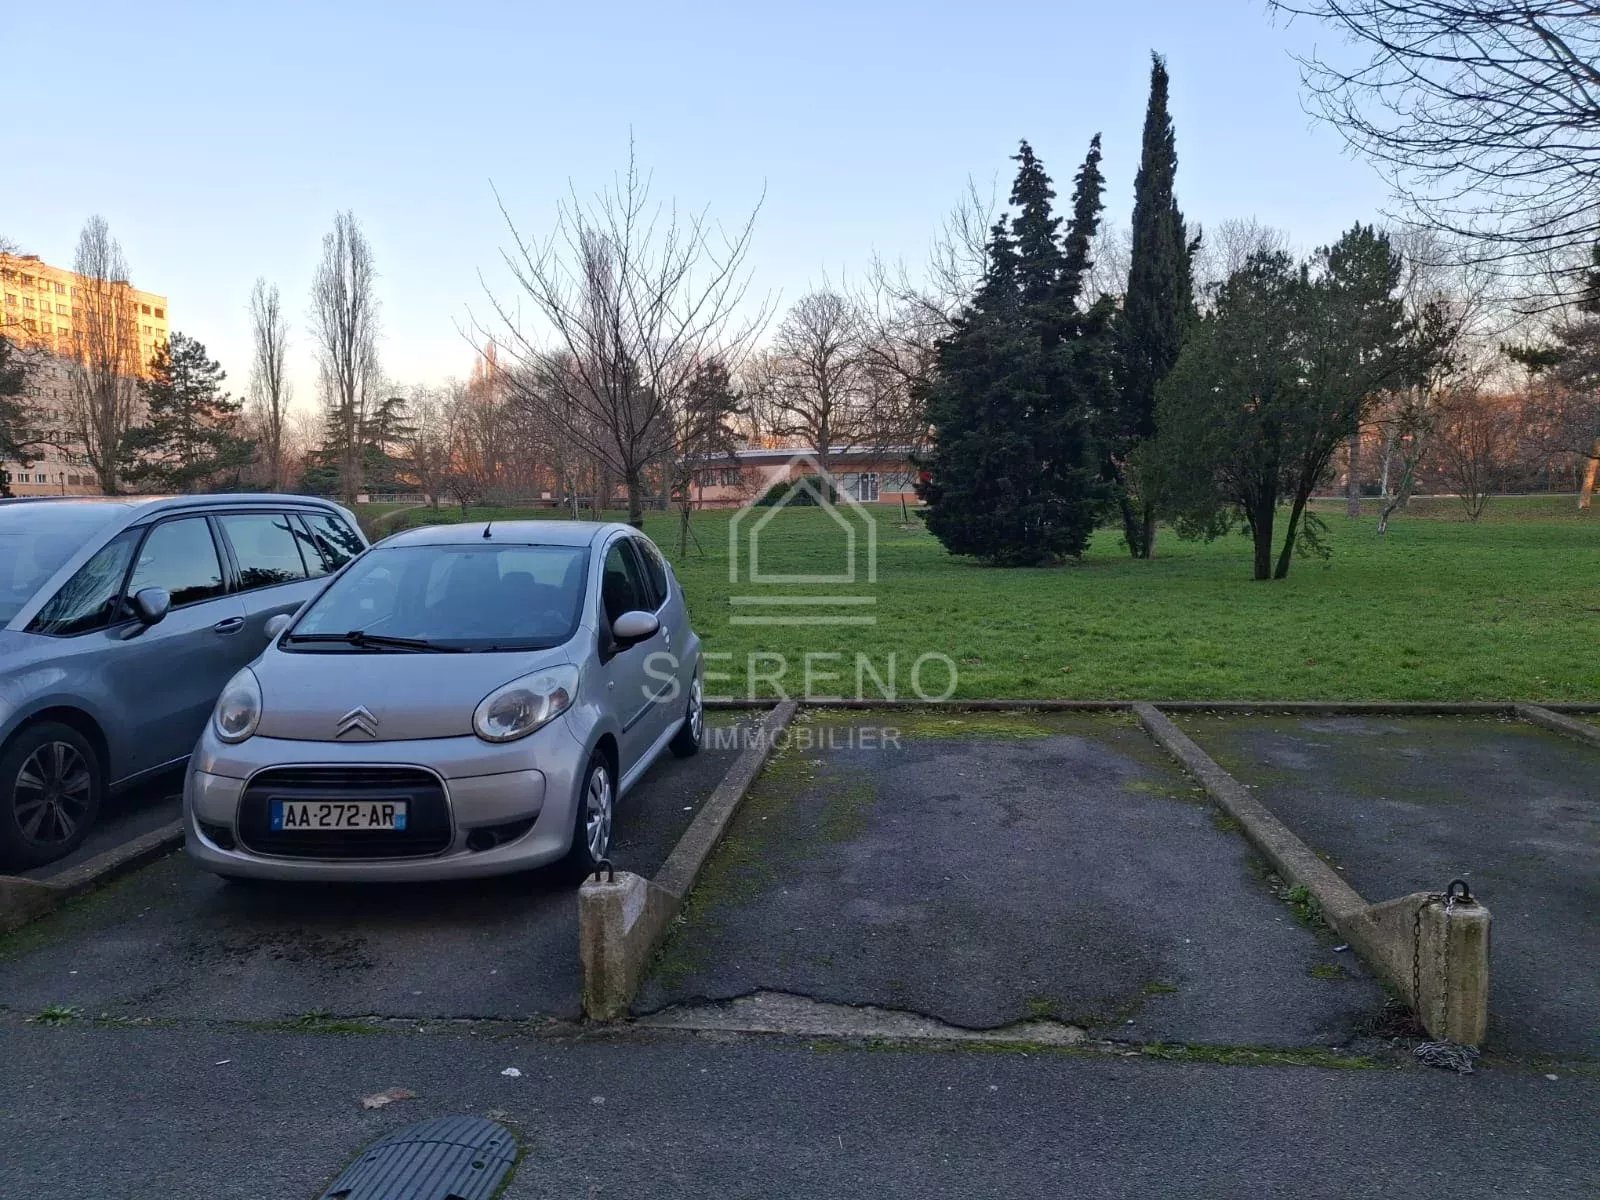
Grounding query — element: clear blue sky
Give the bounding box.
[3,0,1384,409]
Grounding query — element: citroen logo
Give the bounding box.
[336,706,379,739]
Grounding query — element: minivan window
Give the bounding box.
[0,503,125,625]
[27,530,140,636]
[219,513,310,590]
[283,543,589,652]
[127,518,226,608]
[305,513,363,572]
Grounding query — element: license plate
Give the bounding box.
[270,799,408,832]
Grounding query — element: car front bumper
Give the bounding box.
[183,719,584,881]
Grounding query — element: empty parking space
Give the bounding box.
[1179,713,1600,1058]
[0,715,757,1023]
[638,711,1384,1046]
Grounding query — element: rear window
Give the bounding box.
[219,513,310,590]
[303,513,364,573]
[285,543,589,652]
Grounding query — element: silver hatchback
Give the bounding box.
[184,520,705,882]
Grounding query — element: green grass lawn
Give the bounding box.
[376,495,1600,702]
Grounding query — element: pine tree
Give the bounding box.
[123,333,253,492]
[1115,52,1194,559]
[918,139,1112,565]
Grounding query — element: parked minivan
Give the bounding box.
[0,495,367,868]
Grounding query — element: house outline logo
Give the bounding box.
[727,453,877,627]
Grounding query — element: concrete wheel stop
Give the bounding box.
[1134,704,1491,1048]
[580,701,798,1020]
[316,1115,517,1199]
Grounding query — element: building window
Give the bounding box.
[720,467,741,486]
[880,471,917,492]
[55,303,67,315]
[153,307,164,318]
[22,296,33,309]
[839,472,880,502]
[53,282,65,294]
[3,294,15,307]
[19,275,32,287]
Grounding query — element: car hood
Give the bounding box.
[251,646,577,742]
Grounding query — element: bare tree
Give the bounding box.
[248,278,291,491]
[760,291,876,474]
[1432,389,1512,519]
[64,216,141,494]
[1195,218,1291,295]
[396,385,451,511]
[483,145,764,527]
[309,211,380,505]
[1275,0,1600,299]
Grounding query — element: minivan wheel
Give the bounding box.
[668,675,703,758]
[565,752,614,874]
[0,722,103,869]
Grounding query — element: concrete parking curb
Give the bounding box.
[0,818,184,936]
[1514,702,1600,749]
[1134,703,1489,1046]
[706,698,1600,714]
[579,701,799,1020]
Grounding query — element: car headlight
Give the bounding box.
[214,668,262,743]
[473,664,578,743]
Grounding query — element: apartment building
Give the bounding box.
[0,251,169,496]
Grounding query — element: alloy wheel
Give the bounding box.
[585,764,613,861]
[13,741,93,848]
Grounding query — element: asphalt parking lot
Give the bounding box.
[0,715,756,1023]
[637,710,1386,1047]
[1180,713,1600,1059]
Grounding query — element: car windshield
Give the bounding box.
[0,504,127,625]
[285,543,590,652]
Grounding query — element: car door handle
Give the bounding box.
[213,617,245,635]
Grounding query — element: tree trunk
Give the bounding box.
[1580,441,1600,510]
[625,468,644,529]
[1251,504,1276,582]
[1139,504,1157,560]
[1117,493,1146,558]
[1345,431,1361,518]
[1274,492,1310,579]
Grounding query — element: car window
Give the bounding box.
[219,513,310,591]
[127,518,226,608]
[0,503,124,624]
[601,539,649,625]
[633,537,670,609]
[304,513,364,573]
[26,530,140,637]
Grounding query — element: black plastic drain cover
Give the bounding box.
[319,1115,518,1199]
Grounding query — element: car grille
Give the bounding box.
[237,765,452,859]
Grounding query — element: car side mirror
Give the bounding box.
[611,609,660,648]
[264,613,293,640]
[131,587,171,627]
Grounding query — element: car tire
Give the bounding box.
[668,674,703,759]
[0,722,103,869]
[564,752,614,876]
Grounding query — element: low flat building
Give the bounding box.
[688,446,921,508]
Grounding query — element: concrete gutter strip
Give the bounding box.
[580,701,798,1019]
[706,698,1540,715]
[1514,703,1600,749]
[0,818,184,935]
[1132,704,1366,924]
[1134,703,1489,1045]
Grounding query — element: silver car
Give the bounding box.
[183,520,705,882]
[0,495,368,868]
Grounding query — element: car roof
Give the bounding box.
[0,494,346,517]
[381,520,630,549]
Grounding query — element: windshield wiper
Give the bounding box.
[284,630,463,652]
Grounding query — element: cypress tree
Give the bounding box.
[918,139,1111,565]
[1115,52,1193,558]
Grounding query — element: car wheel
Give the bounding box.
[668,674,703,758]
[0,722,103,869]
[565,752,614,874]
